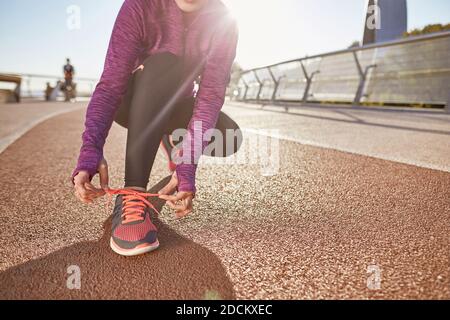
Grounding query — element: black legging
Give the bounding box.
[114,53,242,188]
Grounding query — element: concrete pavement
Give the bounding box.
[0,102,448,299]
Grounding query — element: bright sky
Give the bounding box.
[0,0,449,78]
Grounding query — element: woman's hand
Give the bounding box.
[158,172,179,196]
[159,192,194,218]
[159,172,194,218]
[73,158,109,204]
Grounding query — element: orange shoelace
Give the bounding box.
[106,189,160,224]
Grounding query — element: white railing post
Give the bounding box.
[353,51,377,106]
[253,70,264,101]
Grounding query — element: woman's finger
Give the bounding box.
[159,193,184,202]
[176,198,193,218]
[85,182,105,197]
[75,191,92,204]
[84,182,102,192]
[166,200,185,211]
[75,180,96,197]
[75,186,100,204]
[167,197,193,211]
[75,189,94,202]
[74,178,88,193]
[176,209,192,219]
[73,172,97,204]
[168,200,192,212]
[158,174,178,195]
[160,191,194,202]
[98,159,109,190]
[158,182,177,196]
[76,188,91,199]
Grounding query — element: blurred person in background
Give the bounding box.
[63,58,75,87]
[62,58,76,101]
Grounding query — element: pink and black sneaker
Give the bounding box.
[108,189,160,256]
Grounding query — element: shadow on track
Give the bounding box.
[233,103,450,135]
[0,177,235,300]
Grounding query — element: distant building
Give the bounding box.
[363,0,408,45]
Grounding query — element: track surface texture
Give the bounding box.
[0,102,449,300]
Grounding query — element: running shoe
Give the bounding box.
[107,189,160,256]
[160,134,177,172]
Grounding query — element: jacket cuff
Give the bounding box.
[71,147,102,184]
[176,164,197,194]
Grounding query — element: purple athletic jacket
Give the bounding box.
[73,0,238,193]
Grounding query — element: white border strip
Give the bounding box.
[242,128,450,173]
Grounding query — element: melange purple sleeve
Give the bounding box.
[72,0,144,179]
[176,17,239,193]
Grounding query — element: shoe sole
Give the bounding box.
[110,237,160,257]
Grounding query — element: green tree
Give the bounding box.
[403,23,450,37]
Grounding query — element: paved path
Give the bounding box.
[0,101,86,154]
[0,102,448,299]
[228,102,450,172]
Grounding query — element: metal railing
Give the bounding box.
[0,72,98,100]
[235,31,450,111]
